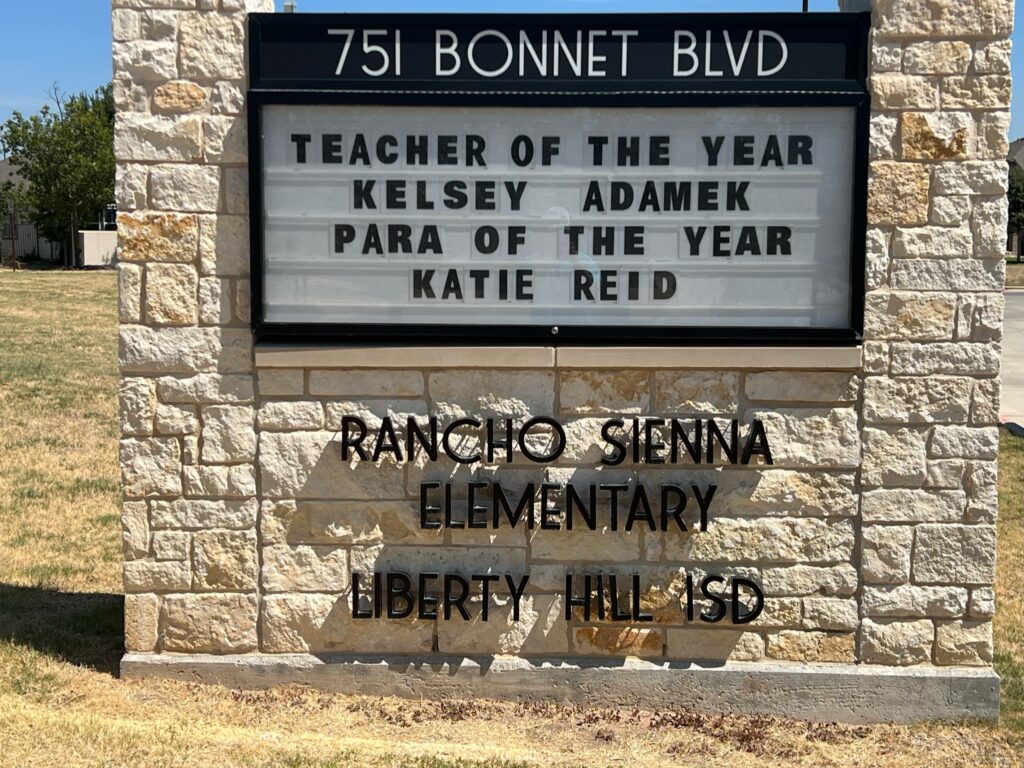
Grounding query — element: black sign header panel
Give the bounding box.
[250,13,869,94]
[248,13,869,347]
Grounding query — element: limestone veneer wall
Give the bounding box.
[115,0,1011,669]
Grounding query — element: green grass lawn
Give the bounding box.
[0,269,1022,767]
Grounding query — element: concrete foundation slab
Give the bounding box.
[121,653,1000,725]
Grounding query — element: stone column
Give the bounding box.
[850,0,1011,666]
[114,0,274,654]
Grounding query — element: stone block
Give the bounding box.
[161,594,258,653]
[900,112,972,161]
[935,621,993,666]
[913,525,996,584]
[933,161,1009,196]
[259,430,407,499]
[890,343,999,377]
[257,401,325,430]
[192,530,258,591]
[150,165,221,213]
[666,629,763,662]
[744,408,859,468]
[972,197,1011,258]
[308,370,423,397]
[262,545,349,593]
[124,558,191,592]
[115,113,202,162]
[973,40,1012,73]
[862,428,927,488]
[976,112,1011,159]
[258,369,304,396]
[151,498,258,530]
[157,373,254,404]
[118,212,199,263]
[179,13,245,80]
[765,631,855,663]
[120,326,221,374]
[153,81,209,114]
[863,376,971,424]
[860,619,933,666]
[801,598,858,631]
[870,75,937,109]
[429,371,555,420]
[111,8,140,41]
[261,593,433,654]
[124,594,159,653]
[119,264,143,323]
[181,464,256,499]
[929,426,999,460]
[925,459,966,489]
[121,437,181,497]
[931,196,970,226]
[198,277,231,326]
[969,588,996,619]
[745,372,857,403]
[892,226,972,259]
[203,116,247,164]
[761,565,857,598]
[862,526,913,584]
[113,40,177,82]
[863,585,968,619]
[145,263,198,326]
[198,215,249,276]
[654,371,739,415]
[903,41,972,74]
[151,530,190,561]
[561,371,651,416]
[872,0,1012,37]
[116,164,148,211]
[122,500,150,560]
[438,595,568,655]
[201,405,256,463]
[120,377,157,437]
[260,499,439,547]
[891,259,1003,292]
[686,518,854,565]
[869,114,897,160]
[956,294,1004,343]
[574,626,663,658]
[862,489,964,523]
[863,292,955,341]
[942,76,1012,109]
[867,162,930,225]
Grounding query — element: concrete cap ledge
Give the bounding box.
[254,344,863,370]
[121,653,998,725]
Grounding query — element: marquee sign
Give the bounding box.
[248,13,869,345]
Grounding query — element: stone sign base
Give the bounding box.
[122,653,999,725]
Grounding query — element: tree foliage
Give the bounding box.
[1009,163,1024,236]
[0,84,115,265]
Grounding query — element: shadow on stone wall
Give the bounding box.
[256,423,749,665]
[0,584,123,675]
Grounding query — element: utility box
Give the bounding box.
[78,230,117,267]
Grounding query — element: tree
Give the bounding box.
[0,84,114,267]
[1009,163,1024,237]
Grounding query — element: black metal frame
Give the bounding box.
[248,12,870,347]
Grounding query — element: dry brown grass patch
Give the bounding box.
[0,270,1022,767]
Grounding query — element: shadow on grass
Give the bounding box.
[0,584,123,675]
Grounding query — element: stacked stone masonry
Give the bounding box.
[117,0,1011,671]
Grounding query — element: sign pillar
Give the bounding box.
[114,0,1012,724]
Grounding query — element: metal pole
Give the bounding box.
[803,0,809,10]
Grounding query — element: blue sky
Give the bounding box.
[0,0,1021,135]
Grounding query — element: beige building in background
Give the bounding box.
[114,0,1012,723]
